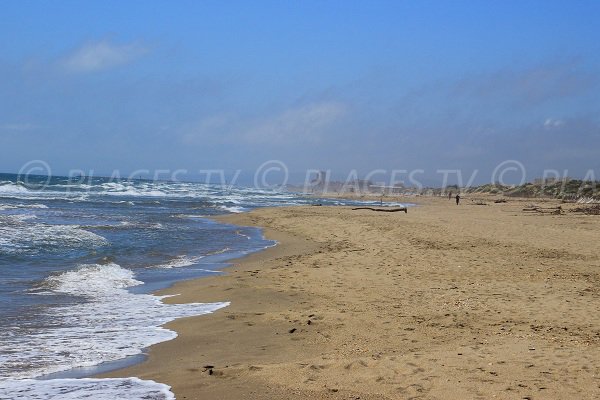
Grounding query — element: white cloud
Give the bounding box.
[544,118,564,129]
[243,102,347,144]
[181,102,347,146]
[61,40,148,73]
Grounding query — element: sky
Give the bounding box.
[1,0,599,185]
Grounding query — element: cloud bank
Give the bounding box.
[60,40,148,73]
[243,102,346,144]
[182,101,347,146]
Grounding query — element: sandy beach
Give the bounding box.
[103,197,600,399]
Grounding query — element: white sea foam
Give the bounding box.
[152,255,204,269]
[45,263,143,296]
[0,179,320,209]
[172,214,207,219]
[103,188,168,197]
[0,378,175,400]
[0,263,229,380]
[0,190,88,202]
[0,218,108,254]
[234,230,252,240]
[28,203,48,209]
[207,247,231,255]
[0,182,30,194]
[0,203,48,210]
[96,182,172,198]
[219,205,246,213]
[111,200,136,205]
[51,183,95,190]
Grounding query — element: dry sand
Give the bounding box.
[102,196,600,399]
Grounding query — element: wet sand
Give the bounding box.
[102,197,600,399]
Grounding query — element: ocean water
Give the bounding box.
[0,173,407,399]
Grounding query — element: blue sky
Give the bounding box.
[1,1,599,183]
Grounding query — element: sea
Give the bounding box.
[0,173,406,399]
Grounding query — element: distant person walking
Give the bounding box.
[455,194,460,205]
[448,191,452,200]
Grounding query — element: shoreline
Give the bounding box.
[38,222,273,383]
[102,199,600,399]
[97,209,325,398]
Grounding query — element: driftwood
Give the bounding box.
[352,207,407,213]
[523,205,563,215]
[571,204,600,215]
